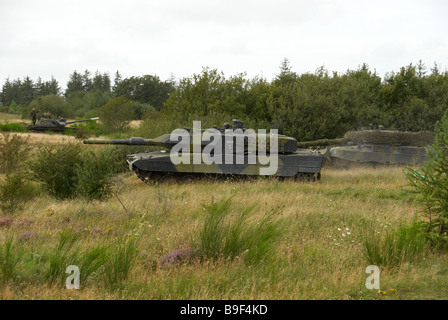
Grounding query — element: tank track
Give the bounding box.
[133,168,320,185]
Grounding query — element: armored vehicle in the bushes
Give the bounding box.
[296,129,434,168]
[83,120,325,184]
[27,117,99,133]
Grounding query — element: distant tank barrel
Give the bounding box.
[83,137,170,148]
[66,117,99,125]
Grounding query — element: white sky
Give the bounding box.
[0,0,447,89]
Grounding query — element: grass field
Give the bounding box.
[1,159,447,300]
[0,111,445,300]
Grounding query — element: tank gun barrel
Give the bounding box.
[83,137,169,148]
[66,117,99,125]
[297,138,348,148]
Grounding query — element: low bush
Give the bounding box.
[75,148,120,201]
[0,123,26,132]
[29,143,82,199]
[29,144,122,201]
[0,132,31,174]
[0,172,40,215]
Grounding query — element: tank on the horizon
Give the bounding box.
[27,117,99,133]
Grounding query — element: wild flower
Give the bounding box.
[44,208,55,216]
[160,247,199,267]
[19,231,34,242]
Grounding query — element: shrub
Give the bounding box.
[29,144,120,200]
[404,110,448,248]
[0,123,26,132]
[0,172,39,214]
[75,149,119,201]
[98,97,133,133]
[0,132,31,174]
[29,144,82,199]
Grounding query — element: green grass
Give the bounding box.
[0,165,447,299]
[0,123,26,132]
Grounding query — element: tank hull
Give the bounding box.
[328,144,429,167]
[26,125,78,133]
[127,151,325,183]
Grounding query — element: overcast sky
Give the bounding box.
[0,0,447,89]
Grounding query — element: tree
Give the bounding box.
[98,97,133,132]
[65,70,84,97]
[28,94,71,118]
[112,74,175,110]
[405,110,448,248]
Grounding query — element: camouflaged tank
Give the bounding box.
[296,129,435,168]
[83,120,325,184]
[27,117,99,133]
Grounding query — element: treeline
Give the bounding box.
[161,60,448,140]
[1,60,448,141]
[0,70,176,121]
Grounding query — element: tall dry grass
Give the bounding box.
[1,165,448,299]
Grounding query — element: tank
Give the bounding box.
[27,117,99,133]
[83,120,325,184]
[296,129,435,168]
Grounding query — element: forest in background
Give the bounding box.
[1,59,448,141]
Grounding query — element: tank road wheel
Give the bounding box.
[295,172,316,182]
[134,169,155,185]
[180,174,197,184]
[160,174,176,185]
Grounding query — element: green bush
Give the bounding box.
[75,149,119,201]
[0,172,40,214]
[29,144,82,199]
[0,123,26,132]
[98,97,133,133]
[29,144,121,200]
[0,132,31,174]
